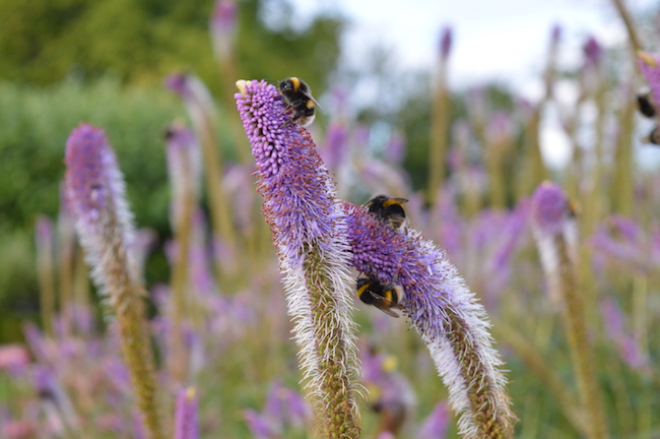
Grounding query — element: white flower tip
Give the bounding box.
[235,80,248,95]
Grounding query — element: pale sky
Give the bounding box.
[289,0,659,167]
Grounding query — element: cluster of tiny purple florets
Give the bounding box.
[64,124,126,236]
[531,181,569,235]
[235,81,336,257]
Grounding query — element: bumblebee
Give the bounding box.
[637,93,656,118]
[642,126,660,146]
[365,195,409,231]
[356,274,405,318]
[277,77,320,127]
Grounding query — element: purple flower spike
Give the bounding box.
[166,73,218,133]
[531,181,572,236]
[530,182,576,304]
[174,387,199,439]
[64,124,138,300]
[343,203,514,438]
[235,80,359,438]
[321,122,348,172]
[418,401,450,439]
[64,124,165,439]
[439,26,453,61]
[637,51,660,112]
[583,36,603,67]
[210,0,238,60]
[244,410,279,439]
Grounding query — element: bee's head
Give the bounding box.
[278,77,300,94]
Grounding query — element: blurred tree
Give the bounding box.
[0,0,344,92]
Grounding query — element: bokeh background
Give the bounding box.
[0,0,659,437]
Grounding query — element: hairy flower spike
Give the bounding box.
[530,182,609,439]
[235,80,360,438]
[64,124,165,439]
[343,203,515,438]
[174,387,199,439]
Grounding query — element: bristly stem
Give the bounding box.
[235,80,360,438]
[35,216,56,337]
[531,182,609,439]
[64,124,165,439]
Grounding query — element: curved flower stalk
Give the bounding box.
[530,182,609,439]
[343,202,515,439]
[35,216,56,336]
[165,121,201,383]
[235,80,360,438]
[64,124,164,439]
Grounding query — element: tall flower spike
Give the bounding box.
[64,124,165,439]
[343,203,515,438]
[530,181,609,439]
[174,387,199,439]
[235,80,360,438]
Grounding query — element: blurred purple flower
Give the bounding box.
[64,124,140,303]
[210,0,238,60]
[244,381,311,438]
[361,346,415,435]
[601,298,649,370]
[224,164,256,234]
[35,215,54,248]
[1,419,36,439]
[591,215,658,274]
[486,112,515,145]
[244,410,279,439]
[320,122,349,172]
[384,131,406,164]
[174,387,199,439]
[531,181,571,236]
[439,26,453,61]
[0,344,30,372]
[418,401,450,439]
[550,23,562,45]
[583,36,603,67]
[23,323,49,364]
[166,73,218,134]
[165,121,202,227]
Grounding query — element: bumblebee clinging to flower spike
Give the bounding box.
[365,195,409,231]
[642,127,660,146]
[356,274,405,318]
[636,92,656,119]
[277,77,320,127]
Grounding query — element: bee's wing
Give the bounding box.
[368,292,400,318]
[303,91,323,112]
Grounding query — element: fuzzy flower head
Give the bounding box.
[438,26,453,61]
[531,181,573,236]
[64,124,138,301]
[174,387,199,439]
[210,0,238,59]
[343,202,514,438]
[583,36,603,67]
[235,80,337,260]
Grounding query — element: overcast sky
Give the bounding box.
[290,0,658,167]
